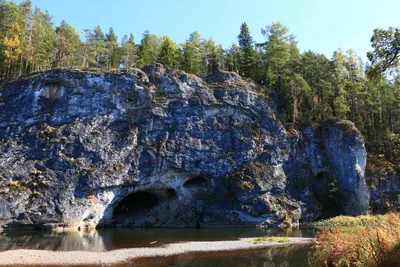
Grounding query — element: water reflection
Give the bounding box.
[128,245,311,267]
[0,230,107,252]
[0,227,315,252]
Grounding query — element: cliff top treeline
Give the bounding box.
[1,0,400,166]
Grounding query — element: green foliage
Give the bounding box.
[260,22,294,89]
[181,31,203,75]
[157,36,179,68]
[237,22,253,49]
[202,38,222,75]
[367,27,400,78]
[106,27,119,68]
[299,51,335,120]
[30,8,56,71]
[224,44,240,72]
[120,34,138,69]
[83,25,107,68]
[0,3,400,165]
[55,21,81,68]
[139,30,160,66]
[253,236,290,244]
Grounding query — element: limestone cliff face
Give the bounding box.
[0,64,370,230]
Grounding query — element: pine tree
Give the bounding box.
[106,27,119,69]
[202,38,221,75]
[30,8,56,71]
[55,21,81,68]
[120,34,139,69]
[224,44,240,72]
[260,22,294,89]
[300,51,335,120]
[237,22,255,77]
[331,48,365,123]
[344,49,365,124]
[181,31,203,75]
[237,22,253,49]
[139,30,160,66]
[332,49,350,119]
[83,26,107,68]
[158,36,179,68]
[286,72,311,126]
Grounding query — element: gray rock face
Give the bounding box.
[365,156,400,213]
[287,122,369,220]
[0,65,370,230]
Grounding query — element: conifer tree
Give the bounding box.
[158,36,179,68]
[83,25,107,68]
[55,21,81,68]
[30,8,56,71]
[139,30,160,66]
[225,44,240,73]
[237,22,253,49]
[182,31,203,75]
[237,22,255,77]
[202,38,221,75]
[120,34,139,69]
[106,27,119,68]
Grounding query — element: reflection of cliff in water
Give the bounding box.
[129,245,311,267]
[0,230,107,252]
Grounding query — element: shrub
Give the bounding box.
[309,213,400,266]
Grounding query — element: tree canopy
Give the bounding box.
[1,0,400,163]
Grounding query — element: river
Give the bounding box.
[0,228,315,266]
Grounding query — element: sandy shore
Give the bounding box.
[0,237,314,266]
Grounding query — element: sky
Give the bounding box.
[15,0,400,62]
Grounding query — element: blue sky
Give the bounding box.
[16,0,400,61]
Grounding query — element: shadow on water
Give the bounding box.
[128,245,311,267]
[26,245,312,267]
[0,227,315,252]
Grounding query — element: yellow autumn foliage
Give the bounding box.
[3,22,23,61]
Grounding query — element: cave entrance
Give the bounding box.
[184,176,208,189]
[112,191,158,224]
[167,188,177,198]
[313,172,344,219]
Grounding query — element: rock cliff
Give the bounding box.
[365,155,400,213]
[0,64,370,230]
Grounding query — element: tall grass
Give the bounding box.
[309,213,400,266]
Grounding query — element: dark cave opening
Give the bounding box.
[167,188,177,198]
[112,191,159,222]
[184,176,208,188]
[313,172,345,219]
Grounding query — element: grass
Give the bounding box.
[308,213,400,266]
[253,236,290,244]
[302,214,389,229]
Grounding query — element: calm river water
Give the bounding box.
[0,228,315,266]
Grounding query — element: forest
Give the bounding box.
[1,0,400,165]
